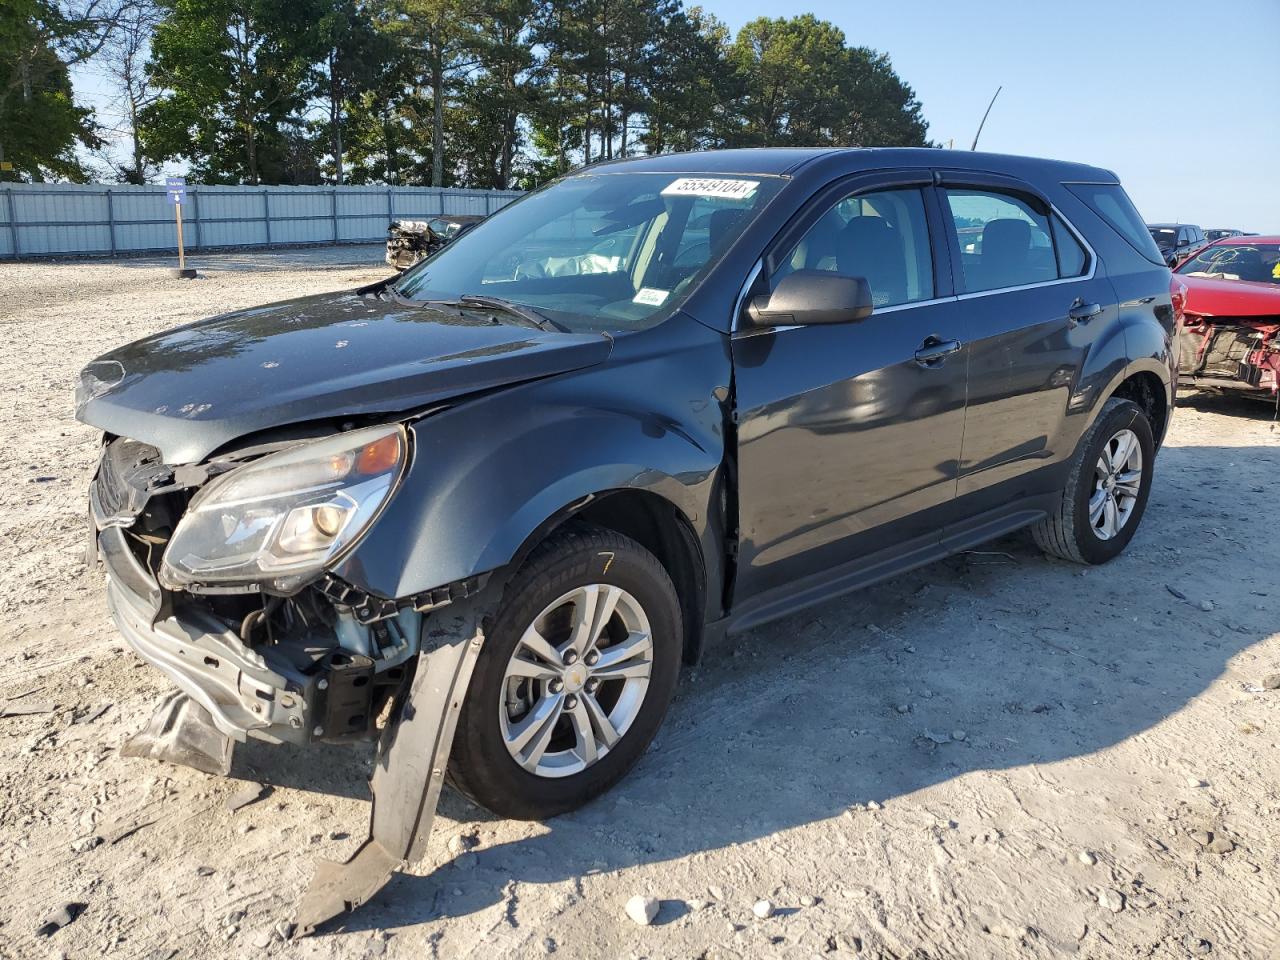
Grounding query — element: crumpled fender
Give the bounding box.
[293,599,489,936]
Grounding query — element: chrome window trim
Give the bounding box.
[732,195,1101,335]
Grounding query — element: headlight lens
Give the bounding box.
[159,424,407,593]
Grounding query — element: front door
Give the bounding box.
[731,179,968,602]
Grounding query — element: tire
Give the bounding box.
[449,523,682,820]
[1032,398,1155,565]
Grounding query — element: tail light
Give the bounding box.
[1170,276,1188,326]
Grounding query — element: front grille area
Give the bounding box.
[1201,328,1261,378]
[1181,318,1277,380]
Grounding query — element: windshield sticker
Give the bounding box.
[633,287,669,306]
[661,178,759,200]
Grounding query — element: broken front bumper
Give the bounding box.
[98,524,315,744]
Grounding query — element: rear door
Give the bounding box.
[730,172,969,602]
[935,173,1116,518]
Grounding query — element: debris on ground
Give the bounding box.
[36,903,86,937]
[1,698,56,717]
[1097,889,1126,913]
[225,781,267,812]
[624,895,659,926]
[71,704,110,725]
[752,899,775,919]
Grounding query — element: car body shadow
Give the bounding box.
[248,443,1274,936]
[1177,389,1278,420]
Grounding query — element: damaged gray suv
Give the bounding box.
[77,148,1177,932]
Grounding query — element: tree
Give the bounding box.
[450,0,540,189]
[725,15,929,149]
[307,0,385,185]
[642,5,731,154]
[141,0,321,184]
[98,0,161,183]
[393,0,476,186]
[0,0,115,181]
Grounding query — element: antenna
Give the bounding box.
[971,86,1003,151]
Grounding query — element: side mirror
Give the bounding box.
[1176,238,1190,247]
[746,270,874,328]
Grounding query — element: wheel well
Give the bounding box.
[1110,371,1169,445]
[513,491,708,666]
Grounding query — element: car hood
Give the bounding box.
[1178,273,1280,318]
[75,291,613,464]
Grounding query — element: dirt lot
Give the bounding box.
[1,246,1278,960]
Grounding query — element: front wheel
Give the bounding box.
[448,523,682,820]
[1032,398,1155,565]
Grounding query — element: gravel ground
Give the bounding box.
[1,246,1278,960]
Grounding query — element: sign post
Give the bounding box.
[166,177,197,278]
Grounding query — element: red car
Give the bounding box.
[1173,235,1280,401]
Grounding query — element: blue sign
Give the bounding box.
[166,176,186,205]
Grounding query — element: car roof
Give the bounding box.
[1208,234,1280,245]
[583,147,1117,182]
[1147,222,1198,229]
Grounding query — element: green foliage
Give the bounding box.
[140,0,324,184]
[27,0,933,185]
[724,15,929,148]
[0,0,103,181]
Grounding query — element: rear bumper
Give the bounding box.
[98,524,315,743]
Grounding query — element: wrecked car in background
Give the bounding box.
[76,147,1177,934]
[385,214,482,270]
[1174,235,1280,403]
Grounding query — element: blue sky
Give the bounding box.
[697,0,1280,230]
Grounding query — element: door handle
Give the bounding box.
[913,336,962,366]
[1068,299,1103,324]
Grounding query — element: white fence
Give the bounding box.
[0,183,523,258]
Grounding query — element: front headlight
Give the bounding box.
[159,424,407,594]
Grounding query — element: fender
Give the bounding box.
[333,314,733,611]
[1065,276,1175,446]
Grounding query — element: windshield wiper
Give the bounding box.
[455,294,568,333]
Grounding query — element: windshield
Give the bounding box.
[1149,227,1177,246]
[394,171,784,332]
[1176,243,1280,285]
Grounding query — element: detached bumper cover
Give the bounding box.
[99,525,313,743]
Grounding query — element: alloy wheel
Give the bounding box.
[1089,427,1143,540]
[499,584,654,778]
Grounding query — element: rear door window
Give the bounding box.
[1066,183,1165,265]
[943,189,1065,292]
[1051,215,1088,277]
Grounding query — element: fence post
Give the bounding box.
[105,188,116,256]
[263,189,271,246]
[5,187,17,258]
[331,189,339,245]
[190,188,202,251]
[484,193,492,215]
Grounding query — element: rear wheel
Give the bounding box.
[1032,398,1155,565]
[449,523,682,820]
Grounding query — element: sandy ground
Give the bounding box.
[1,246,1278,960]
